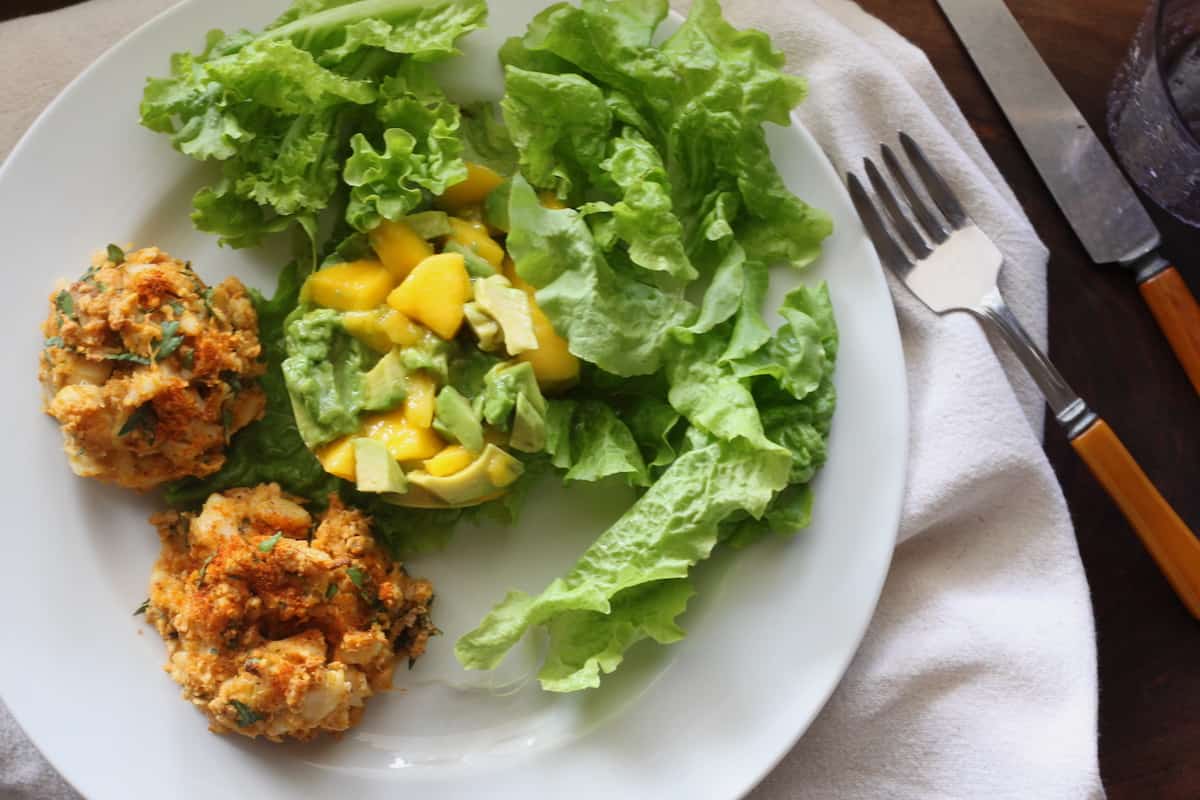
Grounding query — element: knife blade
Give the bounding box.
[937,0,1200,397]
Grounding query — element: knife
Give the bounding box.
[936,0,1200,398]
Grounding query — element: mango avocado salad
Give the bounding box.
[144,0,837,692]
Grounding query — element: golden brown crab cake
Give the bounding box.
[145,484,436,742]
[39,246,265,489]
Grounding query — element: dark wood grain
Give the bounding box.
[4,0,1199,796]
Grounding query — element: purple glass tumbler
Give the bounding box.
[1109,0,1200,227]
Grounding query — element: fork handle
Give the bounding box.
[1072,417,1200,618]
[1138,266,1200,398]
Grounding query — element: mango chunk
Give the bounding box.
[503,259,580,390]
[342,311,393,354]
[362,409,445,462]
[435,162,505,212]
[386,253,471,340]
[316,436,357,482]
[306,260,396,312]
[380,308,425,347]
[370,220,434,280]
[425,445,475,477]
[404,371,437,429]
[447,217,506,268]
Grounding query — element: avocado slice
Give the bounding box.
[509,392,546,453]
[464,302,503,352]
[479,361,548,428]
[353,438,407,494]
[474,276,538,356]
[362,349,408,412]
[444,240,497,278]
[433,386,485,453]
[406,444,523,506]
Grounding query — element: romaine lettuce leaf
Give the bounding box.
[562,400,649,486]
[538,578,694,692]
[455,436,789,675]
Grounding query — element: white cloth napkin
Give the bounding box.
[0,0,1103,797]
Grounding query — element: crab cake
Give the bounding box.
[145,484,436,741]
[39,246,265,489]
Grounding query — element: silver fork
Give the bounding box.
[849,133,1200,619]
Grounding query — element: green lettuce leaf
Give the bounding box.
[140,0,486,247]
[506,175,692,376]
[455,436,789,673]
[563,400,649,486]
[460,102,520,175]
[538,578,694,692]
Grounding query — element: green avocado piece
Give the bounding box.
[483,179,512,233]
[362,349,408,412]
[464,301,503,351]
[509,392,546,453]
[407,444,523,506]
[444,240,497,278]
[433,386,485,453]
[479,361,547,429]
[402,211,453,239]
[353,438,407,494]
[474,276,538,355]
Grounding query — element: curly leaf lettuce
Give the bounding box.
[140,0,486,247]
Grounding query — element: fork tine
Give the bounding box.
[899,131,969,229]
[864,157,932,260]
[881,144,949,244]
[846,172,914,277]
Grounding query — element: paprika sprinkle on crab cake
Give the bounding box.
[144,483,436,741]
[39,245,266,489]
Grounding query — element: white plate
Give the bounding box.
[0,2,906,798]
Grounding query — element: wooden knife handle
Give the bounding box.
[1072,418,1200,619]
[1139,266,1200,397]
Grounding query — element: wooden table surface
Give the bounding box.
[5,0,1198,796]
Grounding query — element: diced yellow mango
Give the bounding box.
[370,220,434,280]
[386,253,471,340]
[380,308,425,347]
[362,409,445,462]
[342,311,393,354]
[503,259,580,390]
[538,191,567,210]
[447,217,506,267]
[305,260,396,312]
[316,437,357,482]
[435,162,505,211]
[404,371,437,429]
[424,445,475,477]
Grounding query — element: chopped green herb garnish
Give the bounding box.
[104,352,152,366]
[202,286,216,311]
[133,599,150,616]
[347,566,366,588]
[80,265,98,283]
[196,553,216,586]
[229,699,264,728]
[106,244,125,264]
[258,531,283,553]
[208,647,219,655]
[181,349,195,371]
[154,320,184,361]
[44,336,64,349]
[55,290,75,320]
[94,282,107,292]
[118,404,157,438]
[169,301,185,316]
[324,583,339,600]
